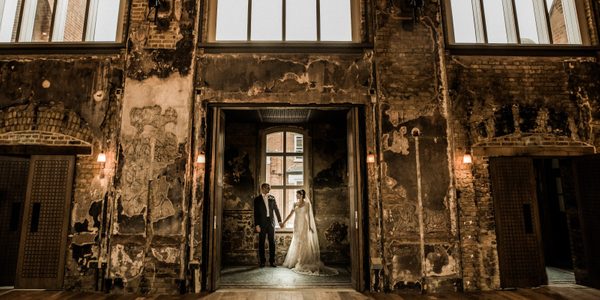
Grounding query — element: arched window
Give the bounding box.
[262,128,306,230]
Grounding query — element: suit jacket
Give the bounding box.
[254,194,282,228]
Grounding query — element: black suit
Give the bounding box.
[254,194,282,265]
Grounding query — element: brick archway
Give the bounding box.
[0,102,93,154]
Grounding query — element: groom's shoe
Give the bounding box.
[259,263,265,268]
[269,263,277,267]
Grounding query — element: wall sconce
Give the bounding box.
[463,151,473,164]
[367,152,376,164]
[97,152,107,164]
[196,153,206,165]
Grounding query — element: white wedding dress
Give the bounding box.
[282,199,338,276]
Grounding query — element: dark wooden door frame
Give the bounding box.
[204,105,368,291]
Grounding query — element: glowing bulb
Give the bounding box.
[367,153,376,164]
[196,153,206,164]
[463,153,472,164]
[97,153,107,163]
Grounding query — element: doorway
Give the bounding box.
[0,155,75,289]
[203,106,367,291]
[490,155,600,289]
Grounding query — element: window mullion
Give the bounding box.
[18,0,38,42]
[473,0,486,43]
[503,0,518,43]
[316,0,320,41]
[0,1,6,29]
[48,0,60,41]
[85,0,98,41]
[561,0,582,44]
[81,0,90,41]
[247,0,252,41]
[533,0,550,44]
[282,0,285,41]
[52,0,68,41]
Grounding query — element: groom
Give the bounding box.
[254,183,283,267]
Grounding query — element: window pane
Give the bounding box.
[286,0,316,41]
[53,0,86,42]
[0,0,22,42]
[270,188,284,220]
[450,0,477,43]
[251,0,282,41]
[320,0,351,41]
[286,132,303,153]
[482,0,508,43]
[216,0,248,41]
[286,157,303,186]
[266,132,283,153]
[285,189,298,229]
[31,0,55,42]
[515,0,541,44]
[266,156,283,185]
[547,0,581,44]
[92,0,120,41]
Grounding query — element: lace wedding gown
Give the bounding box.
[282,199,339,276]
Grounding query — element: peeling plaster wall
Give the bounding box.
[0,57,124,290]
[447,56,600,291]
[373,1,459,293]
[109,0,198,294]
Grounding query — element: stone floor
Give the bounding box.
[546,267,576,285]
[220,265,351,288]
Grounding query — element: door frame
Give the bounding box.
[203,104,368,291]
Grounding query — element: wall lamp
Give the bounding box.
[367,152,376,164]
[196,153,206,165]
[97,152,107,178]
[463,151,473,164]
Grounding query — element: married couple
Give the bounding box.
[253,183,338,276]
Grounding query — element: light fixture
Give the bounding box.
[97,152,107,163]
[367,152,376,164]
[196,153,206,164]
[463,152,472,164]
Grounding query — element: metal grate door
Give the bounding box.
[0,156,30,286]
[15,155,74,289]
[490,157,546,288]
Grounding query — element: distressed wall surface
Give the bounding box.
[372,0,459,292]
[447,56,600,291]
[0,57,124,290]
[1,0,600,295]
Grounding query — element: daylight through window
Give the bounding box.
[265,130,305,230]
[214,0,353,42]
[448,0,585,45]
[0,0,123,43]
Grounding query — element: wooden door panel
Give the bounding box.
[490,157,546,288]
[573,155,600,289]
[16,155,74,290]
[208,108,225,291]
[0,156,30,286]
[347,107,365,291]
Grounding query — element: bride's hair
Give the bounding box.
[297,189,306,199]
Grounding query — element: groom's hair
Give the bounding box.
[261,183,270,189]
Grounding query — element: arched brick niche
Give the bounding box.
[0,102,93,155]
[473,133,596,157]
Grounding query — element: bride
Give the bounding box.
[281,189,338,276]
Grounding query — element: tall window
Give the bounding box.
[447,0,588,45]
[212,0,355,42]
[0,0,123,43]
[264,129,305,230]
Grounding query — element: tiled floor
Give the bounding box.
[220,265,351,288]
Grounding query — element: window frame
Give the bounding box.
[0,0,126,45]
[260,126,309,232]
[205,0,361,44]
[443,0,597,53]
